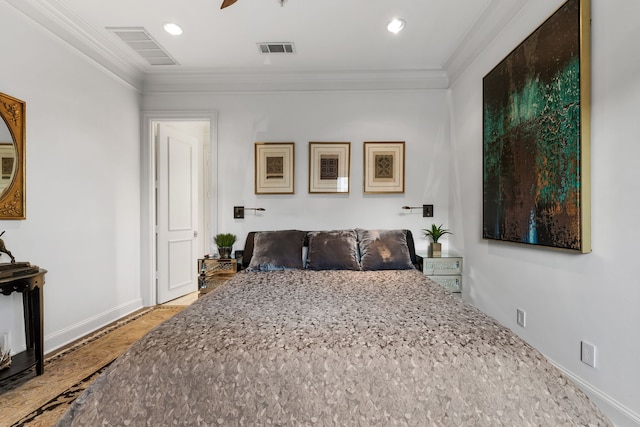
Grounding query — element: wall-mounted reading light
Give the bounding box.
[234,206,266,219]
[401,204,433,217]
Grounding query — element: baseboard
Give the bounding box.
[44,298,143,354]
[550,359,640,427]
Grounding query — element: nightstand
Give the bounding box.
[197,258,236,297]
[416,253,462,293]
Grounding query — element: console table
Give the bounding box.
[0,269,47,382]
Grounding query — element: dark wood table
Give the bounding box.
[0,269,47,382]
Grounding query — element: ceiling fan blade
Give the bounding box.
[220,0,238,8]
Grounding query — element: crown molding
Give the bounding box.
[8,0,527,94]
[444,0,527,85]
[6,0,450,93]
[142,69,450,94]
[6,0,146,91]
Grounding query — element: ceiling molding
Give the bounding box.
[6,0,146,91]
[7,0,526,94]
[143,69,450,94]
[444,0,527,85]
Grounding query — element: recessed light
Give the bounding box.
[387,18,406,34]
[163,23,183,36]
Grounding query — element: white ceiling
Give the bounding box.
[8,0,527,91]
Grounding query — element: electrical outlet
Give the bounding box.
[516,309,526,327]
[581,341,596,367]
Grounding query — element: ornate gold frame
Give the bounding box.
[0,92,26,219]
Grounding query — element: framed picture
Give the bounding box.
[482,0,591,253]
[363,141,405,194]
[1,157,13,179]
[308,142,350,193]
[254,142,295,194]
[0,143,14,180]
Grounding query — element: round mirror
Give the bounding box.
[0,92,26,219]
[0,118,16,197]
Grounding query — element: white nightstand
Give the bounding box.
[416,253,463,293]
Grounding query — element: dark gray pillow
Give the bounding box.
[306,230,360,270]
[357,229,414,270]
[246,230,306,271]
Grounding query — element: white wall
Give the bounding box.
[142,90,452,255]
[0,4,143,354]
[449,0,640,425]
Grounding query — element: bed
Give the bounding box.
[57,229,610,426]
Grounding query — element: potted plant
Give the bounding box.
[422,224,452,257]
[214,233,236,259]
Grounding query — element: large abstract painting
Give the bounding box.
[482,0,591,253]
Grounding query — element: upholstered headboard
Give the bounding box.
[241,229,417,270]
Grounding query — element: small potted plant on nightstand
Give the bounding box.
[422,224,452,257]
[214,233,236,259]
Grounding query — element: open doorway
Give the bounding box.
[141,112,218,306]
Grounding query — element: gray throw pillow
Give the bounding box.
[246,230,306,271]
[306,230,360,270]
[357,229,414,270]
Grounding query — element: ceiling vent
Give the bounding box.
[107,27,178,66]
[257,42,295,54]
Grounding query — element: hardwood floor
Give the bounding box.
[162,290,198,306]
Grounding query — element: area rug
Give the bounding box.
[0,305,185,426]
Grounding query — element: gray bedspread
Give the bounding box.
[57,270,610,426]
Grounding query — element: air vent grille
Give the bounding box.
[257,42,295,54]
[107,27,178,66]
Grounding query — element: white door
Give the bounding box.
[156,123,199,303]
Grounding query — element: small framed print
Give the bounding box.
[308,142,350,193]
[1,157,12,177]
[255,142,295,194]
[363,141,405,194]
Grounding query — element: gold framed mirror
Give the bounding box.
[0,92,25,219]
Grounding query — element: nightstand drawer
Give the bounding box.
[423,257,462,275]
[201,259,236,274]
[427,275,462,293]
[198,275,233,296]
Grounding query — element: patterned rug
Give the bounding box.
[0,305,186,426]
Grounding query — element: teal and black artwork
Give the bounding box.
[482,0,588,252]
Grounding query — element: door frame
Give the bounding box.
[141,111,218,307]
